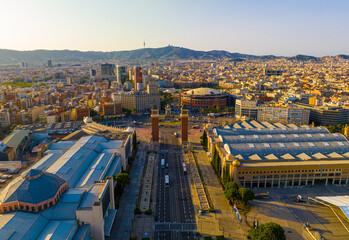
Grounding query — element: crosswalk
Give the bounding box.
[153,222,197,232]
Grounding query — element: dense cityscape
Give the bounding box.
[0,52,349,239]
[1,1,349,240]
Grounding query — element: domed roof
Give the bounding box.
[0,169,66,205]
[24,169,43,179]
[233,160,241,167]
[183,88,224,96]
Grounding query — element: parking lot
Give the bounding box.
[247,185,349,240]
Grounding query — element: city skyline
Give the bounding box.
[0,0,349,57]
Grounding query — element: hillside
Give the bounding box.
[0,46,344,64]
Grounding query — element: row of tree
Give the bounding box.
[201,130,208,151]
[199,106,232,114]
[325,124,347,134]
[113,173,130,208]
[212,147,222,176]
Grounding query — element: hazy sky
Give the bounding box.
[0,0,348,56]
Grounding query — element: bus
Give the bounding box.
[183,166,187,175]
[161,159,165,168]
[165,175,169,187]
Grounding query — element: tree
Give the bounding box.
[90,108,98,117]
[114,173,130,186]
[200,108,206,114]
[202,131,208,151]
[207,106,214,113]
[238,187,255,204]
[212,148,222,176]
[222,166,230,186]
[133,131,137,149]
[224,181,239,201]
[160,98,167,111]
[248,222,286,240]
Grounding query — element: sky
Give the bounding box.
[0,0,348,56]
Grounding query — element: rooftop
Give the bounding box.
[213,121,349,163]
[2,130,30,149]
[0,169,66,205]
[182,87,224,96]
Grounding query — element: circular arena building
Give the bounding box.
[180,88,228,109]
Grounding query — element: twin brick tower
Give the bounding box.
[151,108,189,144]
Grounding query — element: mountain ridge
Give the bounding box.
[0,46,347,64]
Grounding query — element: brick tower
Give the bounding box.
[181,108,189,143]
[151,109,159,142]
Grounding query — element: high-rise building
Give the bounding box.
[47,60,52,67]
[117,91,160,113]
[133,67,142,90]
[295,103,349,126]
[257,106,310,125]
[90,69,96,77]
[235,99,258,119]
[116,65,126,83]
[147,84,158,95]
[101,63,115,76]
[263,68,282,76]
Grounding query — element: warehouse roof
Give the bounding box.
[213,121,349,162]
[2,130,30,150]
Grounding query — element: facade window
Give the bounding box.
[26,206,29,211]
[9,206,13,211]
[38,206,42,211]
[14,205,18,210]
[20,205,24,209]
[32,207,35,212]
[3,207,7,212]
